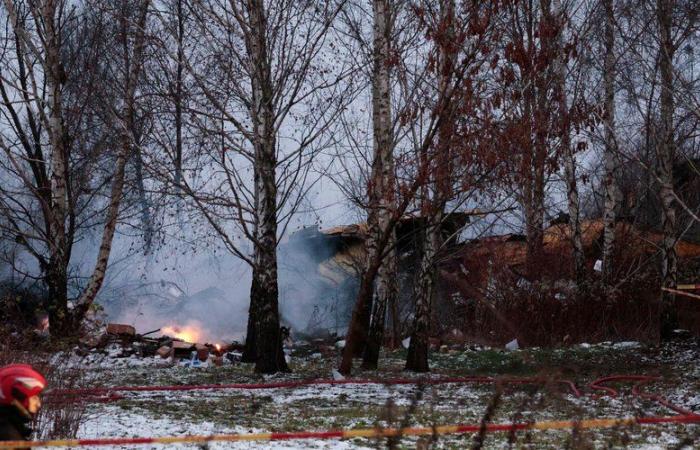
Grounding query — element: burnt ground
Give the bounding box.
[49,337,700,449]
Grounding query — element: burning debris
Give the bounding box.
[77,322,245,367]
[76,319,373,370]
[160,324,202,345]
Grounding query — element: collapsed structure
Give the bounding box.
[284,214,471,338]
[290,217,700,343]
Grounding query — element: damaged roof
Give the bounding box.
[446,219,700,272]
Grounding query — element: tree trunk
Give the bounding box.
[75,130,131,324]
[243,136,261,363]
[242,264,260,362]
[362,239,397,368]
[355,269,374,356]
[346,205,381,360]
[551,0,584,284]
[405,213,441,372]
[389,283,400,348]
[46,260,70,336]
[657,0,678,338]
[601,0,617,282]
[252,226,288,373]
[74,0,151,327]
[42,0,70,337]
[524,191,545,275]
[405,0,454,372]
[339,255,384,375]
[361,0,396,369]
[247,0,287,373]
[522,60,546,276]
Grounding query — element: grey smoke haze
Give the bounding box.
[96,176,354,342]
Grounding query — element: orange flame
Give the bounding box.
[215,344,222,352]
[161,324,202,344]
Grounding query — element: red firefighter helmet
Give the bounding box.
[0,364,46,411]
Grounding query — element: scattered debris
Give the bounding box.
[106,323,136,336]
[196,345,209,362]
[156,345,172,359]
[226,351,243,364]
[505,338,519,351]
[76,323,252,368]
[594,260,603,272]
[79,334,105,349]
[172,340,195,358]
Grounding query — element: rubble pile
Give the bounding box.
[78,323,245,367]
[77,323,481,368]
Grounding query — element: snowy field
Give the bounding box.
[49,340,700,449]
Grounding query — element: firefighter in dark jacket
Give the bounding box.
[0,364,46,446]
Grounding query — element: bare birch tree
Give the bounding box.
[0,0,151,335]
[601,0,617,281]
[496,0,558,276]
[153,0,352,373]
[361,0,399,368]
[549,0,585,284]
[405,0,457,373]
[657,0,678,336]
[603,0,698,331]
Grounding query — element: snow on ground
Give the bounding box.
[78,405,373,450]
[50,339,700,449]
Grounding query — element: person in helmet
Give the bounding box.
[0,364,46,445]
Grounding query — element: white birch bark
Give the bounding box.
[657,0,678,336]
[552,0,584,283]
[362,0,397,368]
[602,0,618,281]
[42,0,71,331]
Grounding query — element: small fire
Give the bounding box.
[215,344,222,352]
[161,324,202,344]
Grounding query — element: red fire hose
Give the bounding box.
[48,374,697,419]
[35,375,697,448]
[51,374,695,411]
[589,375,696,416]
[48,375,582,401]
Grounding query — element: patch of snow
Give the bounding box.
[612,341,640,349]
